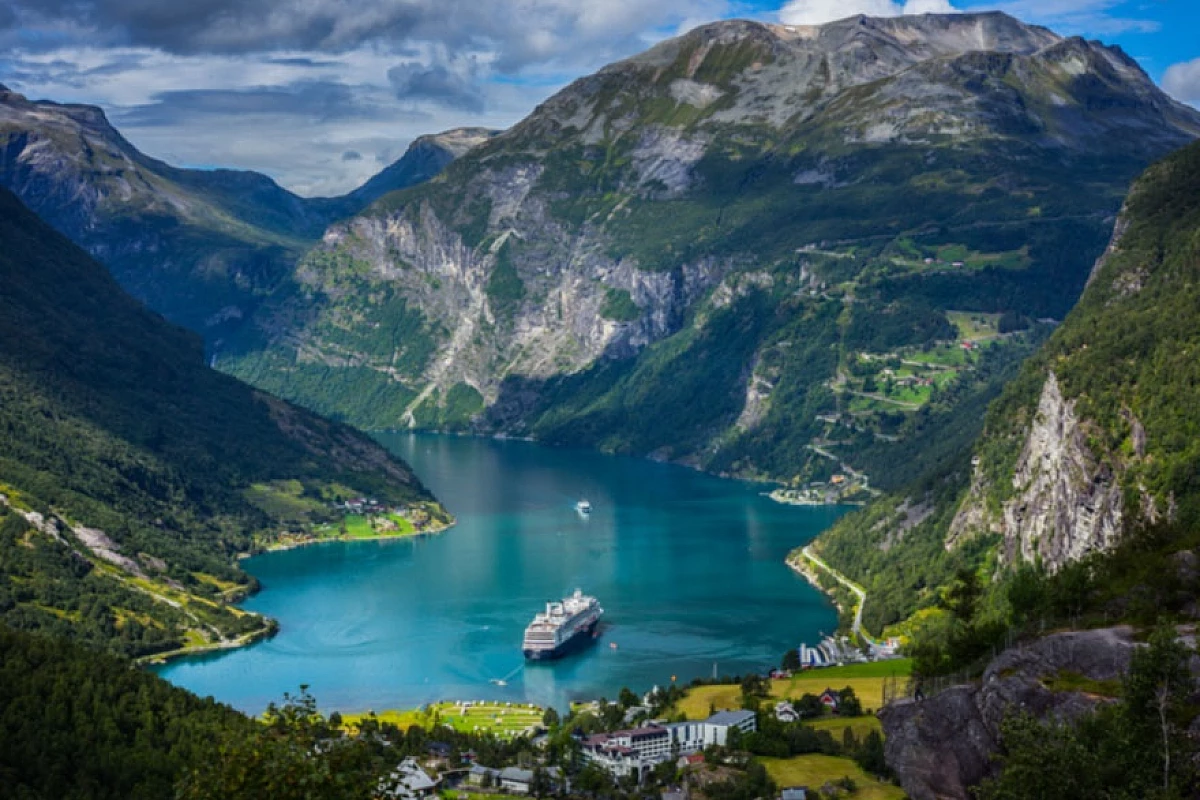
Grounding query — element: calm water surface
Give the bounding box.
[153,435,848,713]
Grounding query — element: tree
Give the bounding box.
[740,673,770,698]
[781,649,801,671]
[530,767,553,798]
[542,706,560,729]
[854,730,888,776]
[177,688,386,800]
[618,686,639,709]
[796,694,826,718]
[836,687,862,717]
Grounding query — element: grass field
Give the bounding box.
[675,660,912,719]
[341,702,542,738]
[759,755,904,799]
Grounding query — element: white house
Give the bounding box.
[381,758,439,800]
[774,701,800,723]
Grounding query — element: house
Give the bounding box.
[677,753,705,770]
[780,787,808,800]
[426,741,452,760]
[623,704,652,724]
[381,758,439,800]
[499,767,534,794]
[467,765,500,788]
[774,701,800,723]
[819,689,840,711]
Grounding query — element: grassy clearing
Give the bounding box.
[341,702,542,738]
[675,661,912,719]
[946,311,1002,341]
[759,755,904,799]
[1042,670,1121,698]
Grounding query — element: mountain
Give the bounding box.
[346,128,498,208]
[813,138,1200,634]
[218,12,1200,489]
[0,83,484,337]
[0,184,447,658]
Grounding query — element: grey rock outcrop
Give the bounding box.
[881,626,1138,800]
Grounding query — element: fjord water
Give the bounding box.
[154,435,847,713]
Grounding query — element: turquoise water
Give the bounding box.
[153,434,848,714]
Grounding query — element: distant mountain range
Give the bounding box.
[0,82,492,336]
[213,12,1198,484]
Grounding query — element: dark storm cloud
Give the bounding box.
[0,0,712,75]
[341,150,363,161]
[3,0,486,57]
[115,81,382,126]
[387,61,484,111]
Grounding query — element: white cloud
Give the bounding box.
[961,1,1159,36]
[1163,58,1200,107]
[779,0,957,26]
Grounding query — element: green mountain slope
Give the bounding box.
[812,138,1200,634]
[0,83,486,337]
[220,12,1200,492]
[0,185,446,657]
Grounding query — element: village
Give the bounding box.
[336,651,911,800]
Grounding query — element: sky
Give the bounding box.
[1,0,1197,197]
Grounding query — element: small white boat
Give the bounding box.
[575,499,592,514]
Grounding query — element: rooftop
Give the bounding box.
[705,709,756,726]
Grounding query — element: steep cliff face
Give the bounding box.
[814,138,1200,632]
[946,372,1124,571]
[0,83,479,336]
[221,12,1200,481]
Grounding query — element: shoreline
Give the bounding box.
[150,519,457,667]
[245,518,457,557]
[137,621,277,667]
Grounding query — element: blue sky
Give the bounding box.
[1,0,1196,195]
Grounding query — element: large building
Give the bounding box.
[581,709,757,778]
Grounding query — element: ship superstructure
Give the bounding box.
[522,589,603,660]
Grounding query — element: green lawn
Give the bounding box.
[675,660,913,719]
[946,311,1001,341]
[758,755,904,799]
[341,702,542,738]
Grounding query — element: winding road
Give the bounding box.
[799,545,882,650]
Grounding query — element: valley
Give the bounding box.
[3,6,1200,800]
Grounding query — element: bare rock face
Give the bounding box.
[946,372,1126,572]
[881,627,1137,800]
[1002,372,1124,569]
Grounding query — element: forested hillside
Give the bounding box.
[812,138,1200,636]
[0,186,446,657]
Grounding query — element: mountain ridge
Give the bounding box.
[0,83,488,336]
[219,12,1199,492]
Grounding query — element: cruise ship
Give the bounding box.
[522,589,603,660]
